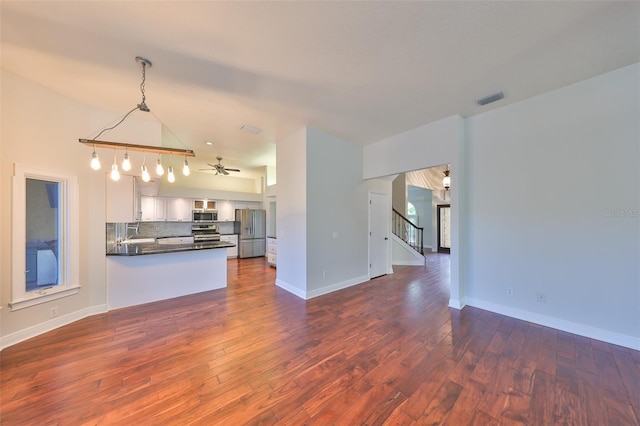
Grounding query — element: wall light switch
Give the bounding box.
[332,232,339,239]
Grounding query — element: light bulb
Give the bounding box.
[110,163,120,181]
[90,151,101,170]
[156,157,164,176]
[141,164,150,182]
[122,152,132,171]
[167,166,176,183]
[443,175,451,189]
[182,158,190,176]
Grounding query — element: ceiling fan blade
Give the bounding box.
[222,169,229,175]
[225,168,240,172]
[207,163,217,168]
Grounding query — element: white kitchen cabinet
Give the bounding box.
[220,234,238,258]
[140,196,166,222]
[140,196,154,221]
[166,197,192,221]
[154,197,166,221]
[267,237,276,267]
[217,200,234,221]
[106,175,138,223]
[232,201,262,216]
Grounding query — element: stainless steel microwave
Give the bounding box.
[192,210,217,222]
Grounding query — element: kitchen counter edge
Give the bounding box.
[107,241,235,256]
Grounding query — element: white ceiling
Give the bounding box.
[2,1,639,174]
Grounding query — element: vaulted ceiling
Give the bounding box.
[2,1,638,176]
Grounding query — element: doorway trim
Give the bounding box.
[437,204,451,253]
[368,191,392,278]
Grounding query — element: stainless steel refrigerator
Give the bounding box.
[235,209,266,258]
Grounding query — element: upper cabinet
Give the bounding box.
[140,196,166,222]
[106,175,138,223]
[122,194,261,223]
[166,197,191,221]
[234,201,262,211]
[217,200,234,221]
[193,199,216,211]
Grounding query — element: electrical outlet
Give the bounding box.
[536,293,546,303]
[507,288,513,296]
[50,307,58,318]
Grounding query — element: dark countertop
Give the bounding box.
[107,240,235,256]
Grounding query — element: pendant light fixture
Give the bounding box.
[140,154,150,182]
[80,56,195,183]
[183,157,190,176]
[90,146,101,170]
[122,149,132,171]
[166,155,175,183]
[110,151,120,181]
[443,165,451,190]
[156,154,164,176]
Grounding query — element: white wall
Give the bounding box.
[276,127,388,299]
[1,70,109,343]
[464,63,639,348]
[392,174,406,214]
[306,128,369,294]
[275,128,308,297]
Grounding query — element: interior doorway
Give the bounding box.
[369,192,389,278]
[437,204,451,253]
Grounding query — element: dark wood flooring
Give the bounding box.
[1,254,639,425]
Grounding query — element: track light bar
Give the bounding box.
[79,139,195,157]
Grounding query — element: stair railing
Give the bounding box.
[392,208,424,255]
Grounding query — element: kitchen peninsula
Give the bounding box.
[106,239,234,309]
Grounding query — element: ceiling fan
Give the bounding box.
[200,156,240,176]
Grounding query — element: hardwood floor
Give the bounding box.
[1,255,639,425]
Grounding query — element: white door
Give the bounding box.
[369,192,388,278]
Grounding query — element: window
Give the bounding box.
[11,165,80,310]
[407,202,418,225]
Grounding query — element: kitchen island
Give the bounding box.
[106,240,234,309]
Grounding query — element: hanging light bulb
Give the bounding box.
[140,154,150,182]
[167,166,176,183]
[90,147,101,170]
[141,164,150,182]
[156,155,164,176]
[122,150,132,171]
[182,157,190,176]
[110,152,120,181]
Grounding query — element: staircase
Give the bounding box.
[392,208,424,255]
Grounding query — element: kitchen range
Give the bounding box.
[191,224,220,242]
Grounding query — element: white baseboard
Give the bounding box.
[393,260,424,266]
[465,298,640,351]
[276,275,370,300]
[306,275,370,299]
[448,298,464,310]
[1,304,108,351]
[275,279,306,299]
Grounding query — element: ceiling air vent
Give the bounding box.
[476,91,505,106]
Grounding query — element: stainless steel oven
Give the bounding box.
[191,224,220,242]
